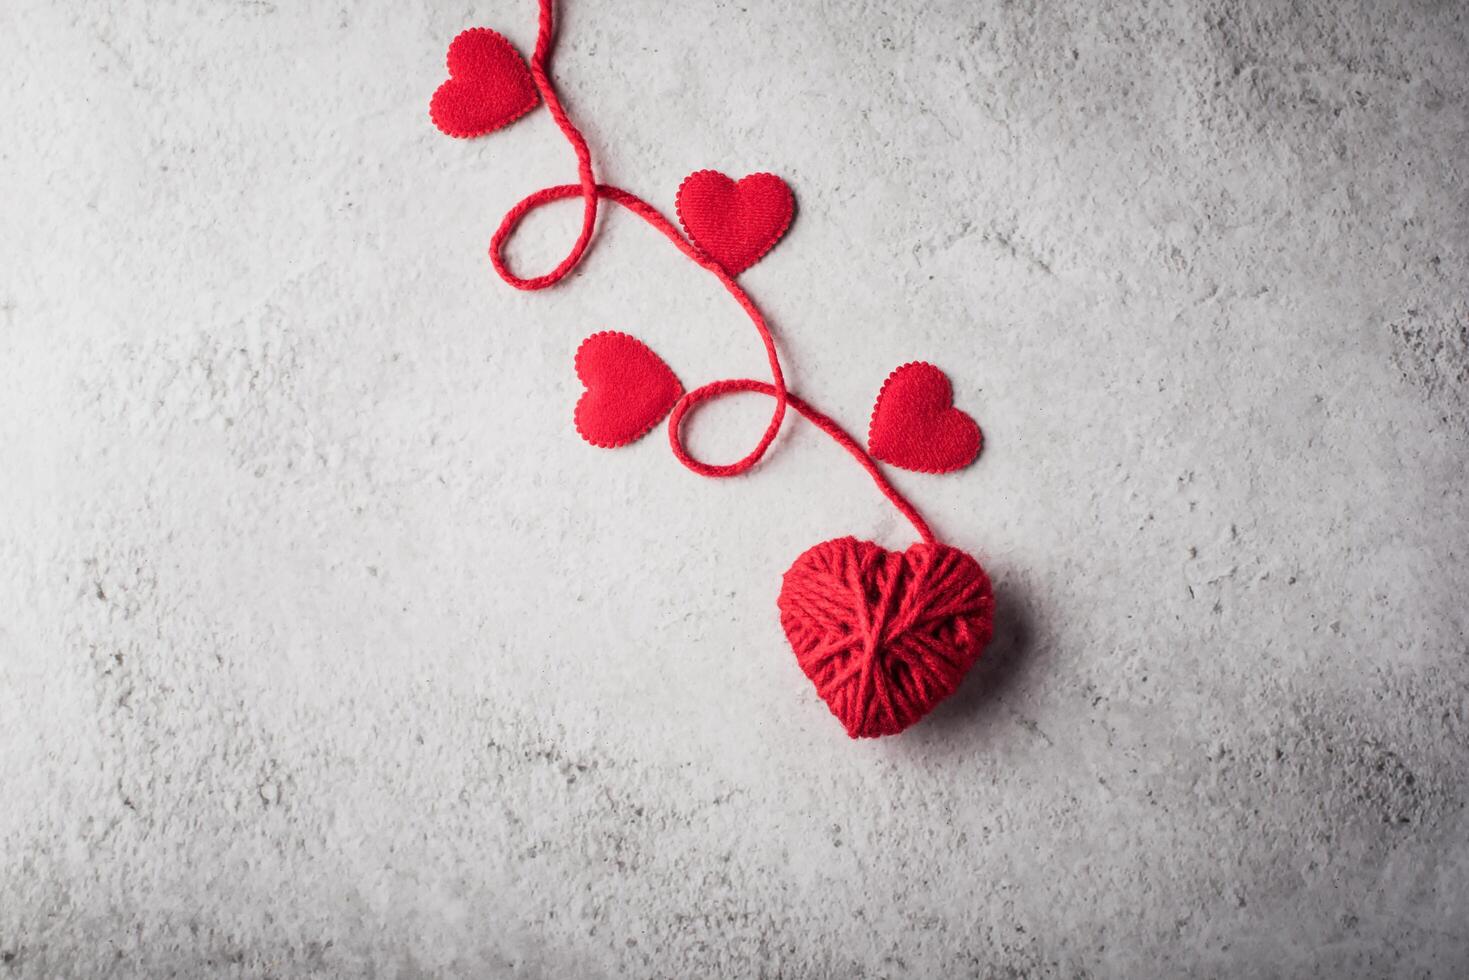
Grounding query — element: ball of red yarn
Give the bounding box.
[777,537,995,738]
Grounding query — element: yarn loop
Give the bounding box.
[669,379,934,543]
[433,0,997,736]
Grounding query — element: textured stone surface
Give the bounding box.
[2,0,1467,976]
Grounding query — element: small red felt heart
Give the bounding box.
[574,332,683,449]
[868,362,982,474]
[430,28,539,139]
[778,537,995,738]
[675,170,795,276]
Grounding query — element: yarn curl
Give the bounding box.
[452,0,996,736]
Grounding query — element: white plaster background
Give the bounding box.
[3,0,1467,976]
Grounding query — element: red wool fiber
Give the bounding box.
[430,1,995,737]
[779,537,994,738]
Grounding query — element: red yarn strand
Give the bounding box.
[485,0,935,547]
[488,0,598,290]
[667,380,935,545]
[777,538,993,737]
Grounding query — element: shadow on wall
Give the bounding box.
[918,569,1037,742]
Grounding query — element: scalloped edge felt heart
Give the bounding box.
[427,1,997,739]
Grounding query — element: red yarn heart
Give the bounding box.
[430,28,539,139]
[574,332,683,449]
[868,362,982,474]
[675,170,795,276]
[778,536,994,738]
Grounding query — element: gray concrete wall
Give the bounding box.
[2,0,1466,976]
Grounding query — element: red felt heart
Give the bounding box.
[574,332,683,449]
[868,362,982,474]
[778,537,994,738]
[430,28,539,139]
[675,170,795,276]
